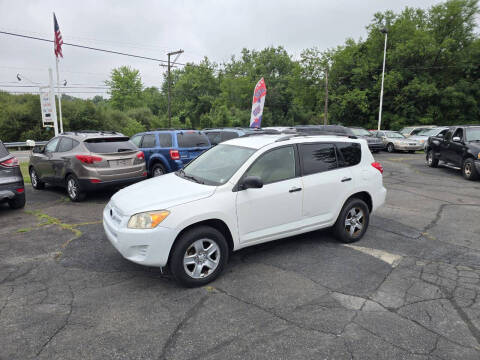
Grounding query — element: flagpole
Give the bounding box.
[55,56,63,133]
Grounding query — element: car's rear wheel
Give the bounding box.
[169,225,228,287]
[462,158,479,181]
[66,174,86,202]
[426,150,439,168]
[387,143,395,153]
[333,198,370,243]
[151,163,166,177]
[8,193,26,209]
[30,168,45,189]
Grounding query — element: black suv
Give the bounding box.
[0,141,25,209]
[426,125,480,180]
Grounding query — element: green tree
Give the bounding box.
[106,66,144,110]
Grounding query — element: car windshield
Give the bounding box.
[417,128,439,136]
[179,144,256,186]
[400,127,414,134]
[466,127,480,141]
[350,128,372,136]
[385,132,405,138]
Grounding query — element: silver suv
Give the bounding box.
[29,131,147,201]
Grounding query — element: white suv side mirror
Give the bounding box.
[452,136,461,142]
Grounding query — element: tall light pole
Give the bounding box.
[377,27,388,131]
[166,49,183,128]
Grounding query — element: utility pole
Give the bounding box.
[378,27,388,131]
[324,67,329,125]
[166,49,184,128]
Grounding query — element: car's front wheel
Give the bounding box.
[426,150,439,168]
[66,174,86,202]
[30,168,45,189]
[169,225,228,287]
[462,158,479,181]
[333,198,370,243]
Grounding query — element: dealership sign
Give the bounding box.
[39,86,56,128]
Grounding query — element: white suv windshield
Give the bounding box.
[179,144,256,185]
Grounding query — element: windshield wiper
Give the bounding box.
[177,169,204,184]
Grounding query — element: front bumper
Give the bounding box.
[394,143,423,151]
[79,174,146,191]
[103,202,177,267]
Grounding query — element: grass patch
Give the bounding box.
[19,162,30,184]
[17,227,33,233]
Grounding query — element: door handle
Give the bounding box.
[289,187,302,193]
[341,177,352,182]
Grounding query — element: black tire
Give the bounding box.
[169,225,228,287]
[151,163,166,177]
[462,158,479,181]
[333,198,370,243]
[372,149,379,153]
[66,174,86,202]
[426,150,439,168]
[30,167,45,190]
[408,150,415,154]
[386,143,395,153]
[8,193,26,209]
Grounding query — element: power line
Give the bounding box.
[0,84,110,89]
[0,30,186,66]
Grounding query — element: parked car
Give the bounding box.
[131,130,210,177]
[399,125,437,137]
[0,141,25,209]
[372,131,423,153]
[348,127,385,153]
[425,125,480,180]
[103,133,386,287]
[29,131,147,201]
[203,128,250,146]
[407,127,450,150]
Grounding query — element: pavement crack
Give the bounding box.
[35,283,75,357]
[213,286,339,337]
[158,294,208,360]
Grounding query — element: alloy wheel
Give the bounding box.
[183,239,220,279]
[344,207,364,237]
[427,151,433,165]
[30,170,37,187]
[153,167,164,177]
[464,162,472,177]
[67,178,77,199]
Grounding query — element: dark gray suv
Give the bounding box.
[0,141,25,209]
[29,131,147,201]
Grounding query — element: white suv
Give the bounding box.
[103,134,386,287]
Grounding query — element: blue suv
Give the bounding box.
[131,130,211,176]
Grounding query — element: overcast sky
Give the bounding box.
[0,0,451,98]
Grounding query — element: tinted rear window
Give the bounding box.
[336,142,361,167]
[158,133,172,147]
[0,142,9,158]
[141,134,156,148]
[176,132,210,148]
[300,143,338,176]
[84,137,137,153]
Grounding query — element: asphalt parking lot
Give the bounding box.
[1,152,480,359]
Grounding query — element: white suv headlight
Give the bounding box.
[128,211,170,229]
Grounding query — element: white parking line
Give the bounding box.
[343,244,403,267]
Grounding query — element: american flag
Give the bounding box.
[53,13,63,58]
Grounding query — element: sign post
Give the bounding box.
[39,68,58,135]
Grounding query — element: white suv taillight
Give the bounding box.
[371,162,384,174]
